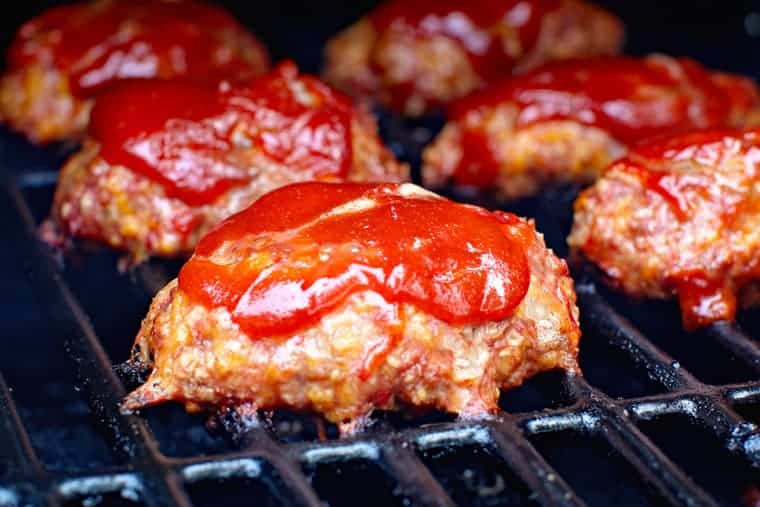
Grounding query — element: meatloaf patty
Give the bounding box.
[123,182,581,433]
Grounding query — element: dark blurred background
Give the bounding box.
[0,0,758,78]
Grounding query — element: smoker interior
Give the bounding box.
[2,2,760,506]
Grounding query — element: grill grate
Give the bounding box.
[2,116,760,507]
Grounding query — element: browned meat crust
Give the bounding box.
[42,109,408,263]
[323,0,623,116]
[123,213,579,430]
[568,129,760,329]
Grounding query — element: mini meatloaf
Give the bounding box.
[1,0,268,144]
[324,0,623,116]
[41,62,408,263]
[423,55,760,200]
[568,129,760,330]
[122,182,581,432]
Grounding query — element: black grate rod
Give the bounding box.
[725,382,760,404]
[377,436,457,507]
[15,170,59,189]
[681,396,760,466]
[575,283,703,390]
[561,371,596,404]
[218,411,323,507]
[705,322,760,375]
[0,371,45,479]
[62,300,195,507]
[599,408,722,507]
[628,393,760,465]
[485,418,586,506]
[7,183,194,507]
[518,407,597,436]
[566,374,723,506]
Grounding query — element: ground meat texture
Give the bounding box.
[422,55,760,200]
[122,183,580,432]
[0,0,268,144]
[323,0,623,116]
[42,64,408,263]
[568,129,760,330]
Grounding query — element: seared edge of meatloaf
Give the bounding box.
[122,223,580,429]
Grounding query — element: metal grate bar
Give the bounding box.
[628,394,760,464]
[597,408,721,507]
[706,322,760,375]
[576,280,760,464]
[485,418,586,506]
[726,382,760,404]
[378,437,457,507]
[575,282,701,390]
[0,372,45,479]
[6,183,194,507]
[219,413,323,507]
[564,374,722,506]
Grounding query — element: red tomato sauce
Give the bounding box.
[672,271,737,330]
[8,0,266,97]
[449,57,751,188]
[618,129,760,219]
[88,62,354,205]
[179,182,533,339]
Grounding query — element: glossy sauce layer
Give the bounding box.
[620,129,760,219]
[8,0,265,97]
[613,129,760,328]
[370,0,559,105]
[450,57,754,187]
[88,62,354,205]
[179,182,532,340]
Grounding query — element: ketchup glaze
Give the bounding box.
[8,0,267,97]
[88,62,354,205]
[178,182,533,339]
